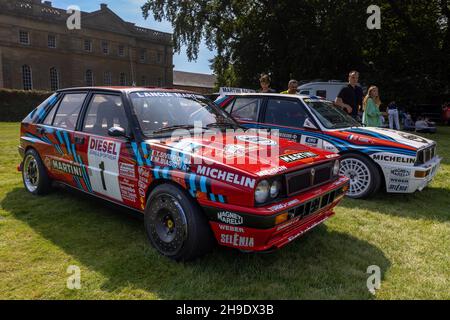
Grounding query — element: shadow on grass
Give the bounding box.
[340,186,450,223]
[2,187,390,300]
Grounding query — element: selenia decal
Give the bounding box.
[88,137,123,201]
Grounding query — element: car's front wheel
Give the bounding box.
[22,149,51,195]
[144,184,215,261]
[339,153,381,199]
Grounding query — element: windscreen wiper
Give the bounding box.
[152,125,198,134]
[206,122,240,129]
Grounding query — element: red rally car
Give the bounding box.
[19,87,349,261]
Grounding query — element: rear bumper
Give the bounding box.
[204,176,349,251]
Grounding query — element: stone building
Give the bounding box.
[0,0,173,91]
[173,70,217,94]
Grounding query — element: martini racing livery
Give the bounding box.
[217,93,442,199]
[19,87,349,261]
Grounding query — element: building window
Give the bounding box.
[157,52,162,63]
[157,77,162,87]
[48,35,56,48]
[103,71,112,86]
[140,49,146,62]
[19,30,30,45]
[119,73,127,86]
[102,41,109,54]
[49,67,59,91]
[22,65,33,90]
[141,76,147,86]
[118,45,125,57]
[85,70,94,86]
[84,39,92,52]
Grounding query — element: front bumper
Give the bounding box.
[203,176,349,252]
[383,156,442,193]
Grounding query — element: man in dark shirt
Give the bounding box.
[335,71,364,119]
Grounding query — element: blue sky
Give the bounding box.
[51,0,215,74]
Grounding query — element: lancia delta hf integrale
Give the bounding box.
[217,94,441,199]
[19,87,349,260]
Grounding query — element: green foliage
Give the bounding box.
[142,0,450,104]
[0,89,52,122]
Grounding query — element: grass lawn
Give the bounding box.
[0,122,449,300]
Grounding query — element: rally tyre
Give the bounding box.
[339,153,381,199]
[22,149,51,195]
[144,184,215,261]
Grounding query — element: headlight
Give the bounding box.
[270,180,281,199]
[255,180,270,204]
[333,160,340,176]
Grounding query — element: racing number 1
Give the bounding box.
[99,161,107,191]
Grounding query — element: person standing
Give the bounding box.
[335,71,364,119]
[387,101,401,130]
[280,79,299,94]
[259,74,276,93]
[362,86,382,127]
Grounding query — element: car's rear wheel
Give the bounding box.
[339,153,381,199]
[22,149,51,195]
[144,184,215,261]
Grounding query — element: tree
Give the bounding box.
[142,0,450,104]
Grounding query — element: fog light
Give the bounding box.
[275,212,289,225]
[415,170,430,178]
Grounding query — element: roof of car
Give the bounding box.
[220,92,322,99]
[56,86,199,95]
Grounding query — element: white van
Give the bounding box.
[297,81,348,101]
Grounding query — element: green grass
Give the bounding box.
[0,122,449,300]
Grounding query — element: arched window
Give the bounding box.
[50,67,59,91]
[119,73,127,86]
[85,69,94,86]
[22,65,32,90]
[103,71,112,86]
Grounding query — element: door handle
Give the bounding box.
[37,127,46,135]
[74,136,85,145]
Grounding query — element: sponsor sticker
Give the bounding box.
[218,224,244,233]
[236,135,277,146]
[52,159,83,177]
[372,154,415,164]
[390,168,411,177]
[256,166,288,177]
[119,162,136,179]
[220,233,254,248]
[280,151,318,163]
[268,199,301,212]
[196,165,256,189]
[217,211,244,226]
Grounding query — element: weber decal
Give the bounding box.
[52,159,83,177]
[280,151,318,163]
[217,211,244,225]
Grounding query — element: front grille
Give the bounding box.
[416,144,436,165]
[285,162,334,196]
[288,186,346,219]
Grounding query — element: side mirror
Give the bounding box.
[304,118,318,130]
[108,126,128,139]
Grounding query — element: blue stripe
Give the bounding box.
[154,166,161,179]
[162,167,170,179]
[218,195,225,203]
[141,142,152,166]
[55,130,64,145]
[209,193,216,202]
[200,176,207,193]
[62,131,72,155]
[131,142,143,166]
[189,174,197,193]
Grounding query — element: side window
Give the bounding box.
[264,99,309,128]
[230,98,262,121]
[300,90,310,95]
[82,94,128,137]
[43,102,58,125]
[53,93,87,130]
[316,90,327,98]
